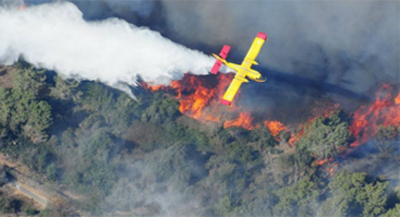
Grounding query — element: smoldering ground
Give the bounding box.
[341,140,400,182]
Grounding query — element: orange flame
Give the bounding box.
[288,128,304,147]
[141,82,165,92]
[171,74,233,122]
[223,112,254,130]
[349,84,400,147]
[142,75,400,178]
[264,120,286,137]
[143,73,259,130]
[170,74,256,129]
[143,73,236,124]
[313,157,337,175]
[328,167,335,175]
[328,163,339,176]
[143,76,399,149]
[395,92,400,105]
[314,158,329,166]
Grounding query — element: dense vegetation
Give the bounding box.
[0,63,399,216]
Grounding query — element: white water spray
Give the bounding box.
[0,1,213,92]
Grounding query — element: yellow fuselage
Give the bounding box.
[221,36,266,104]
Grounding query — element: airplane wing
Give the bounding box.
[242,32,267,65]
[221,74,249,106]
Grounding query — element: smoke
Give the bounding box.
[4,1,397,108]
[102,0,154,17]
[0,0,24,8]
[0,1,213,94]
[20,0,159,23]
[340,140,400,186]
[160,0,399,83]
[158,0,399,113]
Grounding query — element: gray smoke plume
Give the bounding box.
[157,0,399,115]
[59,0,394,117]
[8,1,397,108]
[160,0,399,85]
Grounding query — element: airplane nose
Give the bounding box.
[256,32,267,40]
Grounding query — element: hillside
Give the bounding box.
[0,63,399,216]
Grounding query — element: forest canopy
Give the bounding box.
[0,64,399,216]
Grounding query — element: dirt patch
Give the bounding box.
[123,120,166,146]
[61,190,85,201]
[0,66,14,89]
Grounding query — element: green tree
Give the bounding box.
[0,88,11,125]
[297,111,351,158]
[12,65,46,97]
[273,180,319,216]
[375,125,399,152]
[141,92,180,125]
[50,75,79,100]
[270,151,315,185]
[359,181,389,217]
[0,65,52,142]
[381,204,400,217]
[214,195,233,217]
[319,171,389,217]
[24,101,52,142]
[45,163,57,181]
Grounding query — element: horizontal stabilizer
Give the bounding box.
[210,45,231,74]
[219,45,231,59]
[210,59,222,74]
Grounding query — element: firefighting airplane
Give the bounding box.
[210,32,267,106]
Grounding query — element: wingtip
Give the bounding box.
[257,76,267,82]
[221,99,232,106]
[257,32,267,41]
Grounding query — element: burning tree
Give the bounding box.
[350,84,400,147]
